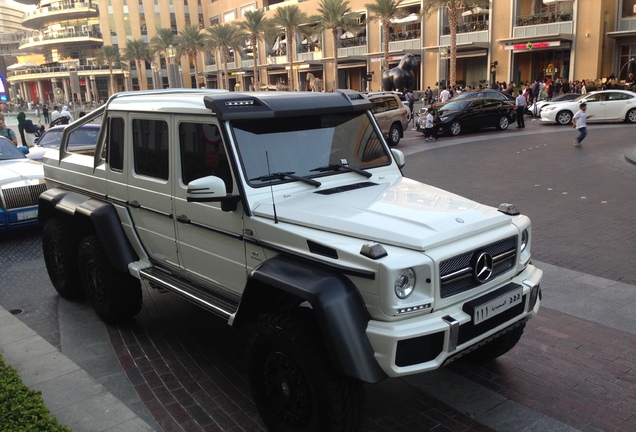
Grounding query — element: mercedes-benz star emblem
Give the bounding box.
[472,252,494,283]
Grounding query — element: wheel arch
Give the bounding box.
[234,255,387,383]
[39,188,138,272]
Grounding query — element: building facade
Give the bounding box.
[4,0,636,103]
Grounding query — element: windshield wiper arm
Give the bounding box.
[309,164,372,178]
[250,171,321,187]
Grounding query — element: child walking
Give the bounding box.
[572,102,591,147]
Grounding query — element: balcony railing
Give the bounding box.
[442,21,488,35]
[389,29,421,41]
[515,11,573,27]
[7,64,126,78]
[340,37,365,48]
[23,2,99,28]
[20,30,103,49]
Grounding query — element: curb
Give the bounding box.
[0,306,154,432]
[625,149,636,165]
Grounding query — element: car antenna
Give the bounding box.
[265,151,279,224]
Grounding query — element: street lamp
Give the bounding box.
[490,61,497,89]
[619,58,635,83]
[439,47,448,96]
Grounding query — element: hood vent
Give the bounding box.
[307,240,339,259]
[315,181,378,195]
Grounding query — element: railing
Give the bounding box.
[340,37,365,48]
[442,21,488,35]
[21,30,103,45]
[7,64,124,78]
[24,1,98,19]
[389,29,421,41]
[515,11,573,27]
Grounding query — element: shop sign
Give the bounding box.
[504,41,561,51]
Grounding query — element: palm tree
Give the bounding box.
[150,27,177,87]
[204,24,243,91]
[123,39,151,90]
[175,24,206,88]
[312,0,360,92]
[272,5,308,92]
[95,45,120,96]
[365,0,403,79]
[235,9,273,91]
[423,0,488,88]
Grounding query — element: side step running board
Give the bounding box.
[140,268,239,320]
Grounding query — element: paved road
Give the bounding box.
[1,116,635,431]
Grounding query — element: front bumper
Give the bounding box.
[366,263,542,377]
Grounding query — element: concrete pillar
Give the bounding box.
[36,80,44,104]
[62,78,70,104]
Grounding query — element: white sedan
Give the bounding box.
[540,90,636,125]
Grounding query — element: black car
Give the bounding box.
[434,97,517,136]
[450,89,517,105]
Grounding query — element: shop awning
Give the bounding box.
[390,13,419,24]
[462,8,489,17]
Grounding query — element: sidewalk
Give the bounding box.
[0,306,154,432]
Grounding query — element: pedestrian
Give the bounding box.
[424,86,433,105]
[42,105,50,124]
[405,89,415,125]
[427,101,440,142]
[439,86,451,103]
[50,105,62,123]
[0,113,18,145]
[572,102,591,147]
[61,106,74,122]
[515,90,526,128]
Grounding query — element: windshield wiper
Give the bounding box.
[250,171,321,187]
[309,164,372,178]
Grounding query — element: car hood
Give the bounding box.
[252,177,512,251]
[0,159,45,184]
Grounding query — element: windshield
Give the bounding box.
[0,138,26,160]
[232,112,391,187]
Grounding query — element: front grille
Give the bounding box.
[439,236,517,298]
[2,183,47,209]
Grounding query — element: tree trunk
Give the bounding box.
[252,36,259,91]
[332,28,339,91]
[448,2,459,87]
[223,47,230,90]
[108,65,115,95]
[287,30,295,91]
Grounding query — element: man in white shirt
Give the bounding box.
[50,106,62,123]
[439,87,451,103]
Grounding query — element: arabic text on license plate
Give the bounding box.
[17,209,38,221]
[473,286,523,325]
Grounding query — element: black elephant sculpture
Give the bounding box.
[382,53,418,92]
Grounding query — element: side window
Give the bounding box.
[132,119,169,180]
[372,99,388,113]
[108,117,125,172]
[607,92,629,101]
[387,96,399,110]
[179,122,233,193]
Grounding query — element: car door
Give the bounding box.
[582,93,606,119]
[463,99,485,129]
[126,114,179,267]
[605,92,631,120]
[172,119,247,297]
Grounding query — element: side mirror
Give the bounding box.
[186,176,241,212]
[391,148,405,169]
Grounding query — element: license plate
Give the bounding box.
[17,209,38,221]
[467,284,523,325]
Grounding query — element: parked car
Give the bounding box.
[431,97,517,136]
[364,92,410,146]
[527,93,580,117]
[450,89,517,105]
[540,90,636,125]
[26,123,100,161]
[0,136,47,231]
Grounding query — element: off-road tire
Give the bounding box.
[42,218,82,298]
[464,323,526,365]
[388,123,401,146]
[556,110,573,125]
[78,235,142,323]
[248,310,364,432]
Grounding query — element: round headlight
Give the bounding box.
[395,268,416,299]
[520,229,529,252]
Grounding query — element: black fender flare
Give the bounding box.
[234,255,387,383]
[39,188,138,272]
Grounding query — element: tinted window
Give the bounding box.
[108,117,125,171]
[607,92,631,101]
[133,119,169,180]
[179,122,233,193]
[38,130,64,148]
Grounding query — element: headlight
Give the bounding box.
[440,115,449,121]
[395,268,416,299]
[520,229,529,252]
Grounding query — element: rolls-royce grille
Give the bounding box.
[439,236,517,298]
[2,183,47,209]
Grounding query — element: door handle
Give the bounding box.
[177,215,190,224]
[128,200,140,208]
